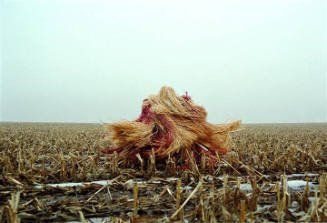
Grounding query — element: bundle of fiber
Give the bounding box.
[102,86,241,168]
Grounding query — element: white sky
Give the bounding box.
[1,0,326,123]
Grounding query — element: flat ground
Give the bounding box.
[0,122,327,222]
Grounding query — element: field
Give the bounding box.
[0,122,327,222]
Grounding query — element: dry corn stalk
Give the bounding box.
[5,191,21,223]
[102,86,240,168]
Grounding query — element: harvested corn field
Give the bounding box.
[0,122,327,222]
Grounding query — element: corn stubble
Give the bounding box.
[0,122,327,222]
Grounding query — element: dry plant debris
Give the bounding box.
[0,122,326,222]
[102,86,241,169]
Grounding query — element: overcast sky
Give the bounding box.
[1,0,326,123]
